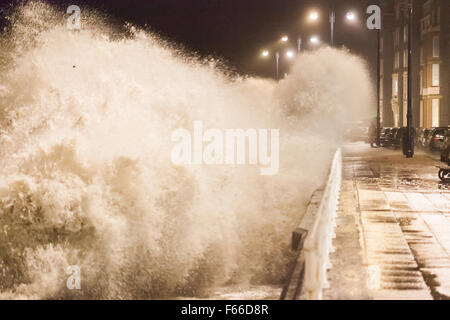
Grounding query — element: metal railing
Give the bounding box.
[302,148,342,300]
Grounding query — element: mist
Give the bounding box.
[0,1,372,299]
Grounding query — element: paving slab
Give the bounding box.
[326,143,450,300]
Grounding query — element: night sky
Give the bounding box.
[1,0,380,80]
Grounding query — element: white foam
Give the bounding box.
[0,1,373,299]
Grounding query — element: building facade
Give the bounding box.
[380,0,449,129]
[419,0,450,128]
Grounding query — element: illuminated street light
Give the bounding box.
[281,35,289,42]
[309,11,319,21]
[307,8,358,47]
[260,49,280,80]
[286,50,295,58]
[346,11,356,21]
[310,36,320,44]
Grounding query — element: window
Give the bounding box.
[380,80,383,100]
[403,102,407,126]
[403,73,408,100]
[432,99,440,127]
[404,25,408,43]
[420,47,424,64]
[420,100,424,127]
[433,36,440,57]
[395,52,400,69]
[432,64,440,86]
[394,28,400,47]
[393,74,399,97]
[404,49,408,68]
[420,71,423,95]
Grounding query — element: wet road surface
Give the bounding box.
[325,143,450,300]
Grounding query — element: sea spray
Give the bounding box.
[0,1,372,299]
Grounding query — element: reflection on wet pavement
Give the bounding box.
[326,143,450,300]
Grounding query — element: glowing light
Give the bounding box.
[346,12,356,21]
[261,50,269,57]
[286,50,295,58]
[281,35,289,42]
[309,11,319,21]
[310,36,320,44]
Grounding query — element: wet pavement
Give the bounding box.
[325,143,450,300]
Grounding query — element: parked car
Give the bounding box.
[418,128,431,149]
[440,129,450,165]
[380,127,391,147]
[417,128,428,149]
[393,127,416,150]
[385,127,399,148]
[427,127,448,151]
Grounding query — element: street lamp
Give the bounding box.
[330,11,335,46]
[261,50,270,57]
[405,0,414,158]
[281,35,289,42]
[286,50,295,58]
[310,36,320,44]
[346,11,356,21]
[309,11,319,21]
[276,51,280,80]
[308,8,358,47]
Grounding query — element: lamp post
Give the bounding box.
[309,9,357,47]
[260,35,299,80]
[310,35,320,45]
[376,27,381,147]
[405,0,414,158]
[276,51,280,80]
[330,11,335,47]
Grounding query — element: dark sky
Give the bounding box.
[0,0,379,80]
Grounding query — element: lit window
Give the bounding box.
[404,49,408,68]
[420,100,424,127]
[403,74,408,99]
[420,71,423,95]
[433,36,440,57]
[403,102,407,126]
[393,74,399,97]
[432,99,440,127]
[432,64,440,86]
